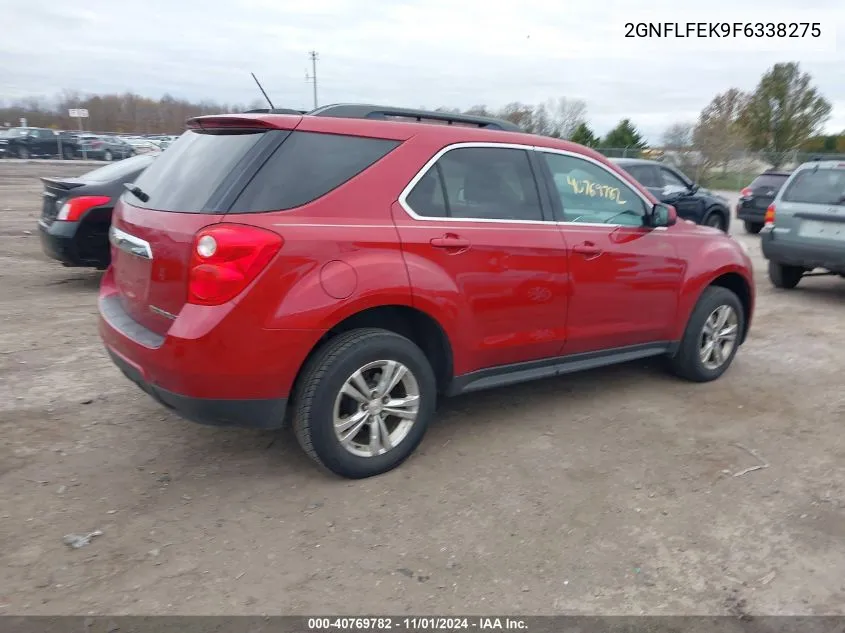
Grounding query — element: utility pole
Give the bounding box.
[305,51,318,109]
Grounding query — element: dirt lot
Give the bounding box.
[1,161,844,616]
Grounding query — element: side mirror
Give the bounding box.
[650,203,677,227]
[688,183,700,194]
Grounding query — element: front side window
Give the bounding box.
[542,152,648,225]
[405,147,543,221]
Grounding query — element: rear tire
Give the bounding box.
[17,147,29,160]
[292,328,437,479]
[768,261,803,289]
[668,286,744,383]
[743,221,763,234]
[104,150,113,162]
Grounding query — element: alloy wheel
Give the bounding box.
[332,360,420,458]
[699,305,739,370]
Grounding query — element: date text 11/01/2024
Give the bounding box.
[307,617,528,631]
[624,22,821,38]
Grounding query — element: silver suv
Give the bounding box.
[761,158,845,289]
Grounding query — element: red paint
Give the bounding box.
[100,113,754,404]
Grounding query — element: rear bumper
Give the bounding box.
[98,273,323,429]
[761,228,845,273]
[107,347,288,428]
[38,219,82,266]
[736,206,765,223]
[38,219,108,268]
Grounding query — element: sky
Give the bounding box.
[0,0,842,143]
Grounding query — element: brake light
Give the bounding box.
[56,195,111,221]
[740,187,752,198]
[764,204,775,225]
[187,224,282,306]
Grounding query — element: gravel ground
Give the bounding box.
[1,161,844,616]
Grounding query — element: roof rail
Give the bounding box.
[807,153,845,162]
[307,104,522,132]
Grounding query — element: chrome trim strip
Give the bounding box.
[109,225,153,260]
[149,304,177,320]
[396,141,654,228]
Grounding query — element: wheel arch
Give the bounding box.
[292,304,455,399]
[702,271,752,343]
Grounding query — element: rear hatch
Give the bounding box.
[740,172,790,211]
[774,163,845,246]
[108,121,298,336]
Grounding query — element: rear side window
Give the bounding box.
[229,132,400,213]
[129,129,271,211]
[781,168,845,206]
[749,174,789,190]
[405,147,543,221]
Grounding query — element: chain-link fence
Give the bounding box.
[594,147,844,191]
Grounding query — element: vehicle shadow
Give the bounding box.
[44,269,104,292]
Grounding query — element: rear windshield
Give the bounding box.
[81,153,156,182]
[781,168,845,206]
[128,129,269,211]
[127,128,400,213]
[749,173,789,189]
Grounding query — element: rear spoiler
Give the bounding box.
[40,177,85,190]
[186,114,301,130]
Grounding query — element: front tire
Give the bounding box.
[104,150,113,162]
[768,261,803,289]
[744,221,763,234]
[668,286,744,382]
[17,147,29,160]
[292,328,437,479]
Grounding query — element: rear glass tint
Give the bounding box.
[782,168,845,206]
[128,129,271,212]
[229,131,400,213]
[749,173,789,189]
[82,153,155,182]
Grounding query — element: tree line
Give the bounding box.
[1,62,839,168]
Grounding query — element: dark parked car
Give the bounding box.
[38,153,156,268]
[736,170,791,234]
[612,158,732,232]
[76,134,136,161]
[0,127,77,159]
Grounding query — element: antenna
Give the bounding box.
[250,72,275,110]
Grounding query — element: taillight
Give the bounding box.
[740,187,752,198]
[764,204,775,225]
[56,195,111,221]
[187,224,282,306]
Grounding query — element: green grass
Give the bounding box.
[699,171,759,191]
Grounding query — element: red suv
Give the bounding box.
[99,105,754,479]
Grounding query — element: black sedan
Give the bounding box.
[612,158,732,232]
[38,153,156,269]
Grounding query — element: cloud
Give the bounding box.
[0,0,842,141]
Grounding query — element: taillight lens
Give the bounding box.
[740,187,752,198]
[187,224,283,306]
[56,195,111,221]
[764,204,775,225]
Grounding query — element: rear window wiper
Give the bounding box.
[123,183,150,203]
